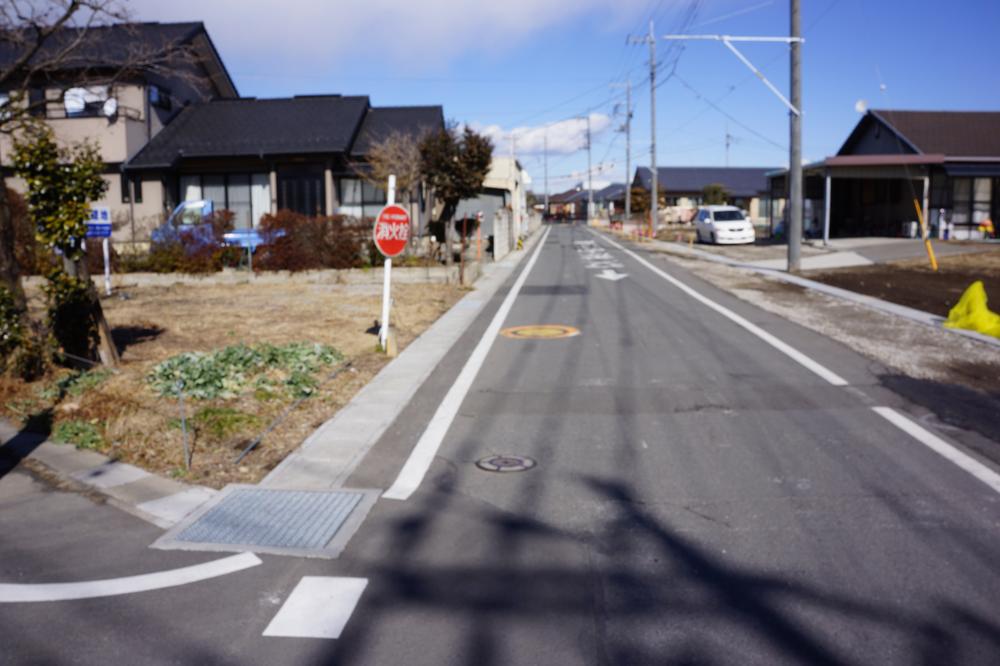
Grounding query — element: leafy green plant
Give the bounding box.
[147,342,342,400]
[39,368,111,400]
[53,419,103,450]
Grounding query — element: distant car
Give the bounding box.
[694,205,755,245]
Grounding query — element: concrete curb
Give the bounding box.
[0,420,216,529]
[262,226,547,490]
[629,235,1000,349]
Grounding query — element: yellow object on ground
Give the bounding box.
[943,281,1000,338]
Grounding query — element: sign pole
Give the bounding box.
[102,237,112,296]
[379,174,397,350]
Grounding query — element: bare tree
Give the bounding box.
[352,129,432,243]
[0,1,204,366]
[0,1,203,308]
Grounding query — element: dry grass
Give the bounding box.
[2,279,464,488]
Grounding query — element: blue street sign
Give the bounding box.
[86,223,112,238]
[87,206,112,238]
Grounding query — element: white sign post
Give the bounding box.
[381,175,396,350]
[87,206,113,296]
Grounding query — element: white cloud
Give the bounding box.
[474,113,613,155]
[128,0,652,74]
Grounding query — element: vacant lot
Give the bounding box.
[2,278,464,488]
[810,249,1000,317]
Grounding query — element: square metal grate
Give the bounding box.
[151,485,378,559]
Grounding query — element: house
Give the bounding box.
[126,96,443,237]
[1,21,445,246]
[545,186,593,220]
[0,22,238,244]
[632,166,775,223]
[454,156,529,243]
[768,110,1000,239]
[595,183,627,219]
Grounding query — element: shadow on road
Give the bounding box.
[0,409,52,480]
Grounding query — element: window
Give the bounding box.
[177,173,271,227]
[28,88,45,117]
[120,173,142,203]
[149,85,171,111]
[338,177,387,218]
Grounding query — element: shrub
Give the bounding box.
[141,210,239,273]
[254,211,369,271]
[0,285,22,360]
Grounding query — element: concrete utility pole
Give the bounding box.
[649,20,658,235]
[662,23,805,271]
[628,20,659,235]
[788,0,803,272]
[586,114,594,221]
[543,130,549,211]
[612,80,633,223]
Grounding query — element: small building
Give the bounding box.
[454,156,530,244]
[545,186,592,220]
[768,109,1000,239]
[632,166,775,224]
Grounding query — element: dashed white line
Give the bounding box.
[592,230,849,386]
[263,577,368,639]
[0,552,262,603]
[597,229,1000,497]
[383,226,551,500]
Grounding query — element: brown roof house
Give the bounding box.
[768,109,1000,240]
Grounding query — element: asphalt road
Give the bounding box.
[2,222,1000,665]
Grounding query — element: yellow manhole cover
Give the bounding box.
[500,324,580,340]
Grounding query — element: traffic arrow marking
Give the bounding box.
[595,269,628,281]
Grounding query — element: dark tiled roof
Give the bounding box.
[870,110,1000,157]
[351,106,444,156]
[128,95,372,167]
[1,21,200,70]
[596,183,627,202]
[633,166,775,197]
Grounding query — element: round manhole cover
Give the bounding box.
[500,324,580,340]
[476,455,537,473]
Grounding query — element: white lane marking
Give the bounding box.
[595,269,628,281]
[872,407,1000,495]
[0,552,261,603]
[383,226,552,500]
[263,577,367,639]
[593,230,848,386]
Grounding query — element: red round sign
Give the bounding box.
[373,204,410,258]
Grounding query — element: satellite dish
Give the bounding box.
[854,99,868,114]
[102,97,118,118]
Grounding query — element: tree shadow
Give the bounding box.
[880,373,1000,449]
[0,409,52,480]
[111,324,165,356]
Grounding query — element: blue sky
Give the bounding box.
[132,0,1000,193]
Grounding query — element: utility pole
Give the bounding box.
[628,20,658,235]
[586,114,594,221]
[612,80,633,223]
[543,130,549,211]
[788,0,803,272]
[662,25,804,271]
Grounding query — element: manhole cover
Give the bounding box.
[476,455,537,472]
[500,324,580,340]
[151,485,379,559]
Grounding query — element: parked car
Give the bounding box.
[151,200,282,251]
[694,205,755,245]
